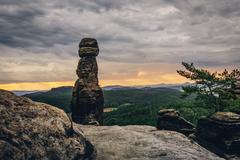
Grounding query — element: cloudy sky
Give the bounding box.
[0,0,240,90]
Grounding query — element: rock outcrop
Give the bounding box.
[79,125,223,160]
[157,109,195,136]
[71,38,104,125]
[195,112,240,159]
[233,79,240,99]
[0,89,95,160]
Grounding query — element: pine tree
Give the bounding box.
[177,62,240,112]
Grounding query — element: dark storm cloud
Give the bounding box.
[0,0,240,84]
[0,3,74,48]
[0,1,136,50]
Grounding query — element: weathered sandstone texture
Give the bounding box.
[80,125,224,160]
[157,109,195,136]
[195,112,240,159]
[71,38,104,125]
[0,90,95,160]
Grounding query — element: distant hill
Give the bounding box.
[102,85,134,91]
[12,90,43,96]
[103,82,191,91]
[25,86,182,113]
[25,86,73,112]
[104,87,182,107]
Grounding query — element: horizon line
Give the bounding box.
[0,80,190,91]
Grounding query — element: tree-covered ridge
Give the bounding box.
[25,87,182,113]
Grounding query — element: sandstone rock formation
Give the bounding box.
[0,89,95,160]
[157,109,195,136]
[71,38,104,125]
[195,112,240,158]
[79,125,224,160]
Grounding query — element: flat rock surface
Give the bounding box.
[0,89,95,160]
[211,112,240,123]
[79,125,224,160]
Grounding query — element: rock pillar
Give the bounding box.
[71,38,104,125]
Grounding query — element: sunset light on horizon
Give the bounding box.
[0,74,189,91]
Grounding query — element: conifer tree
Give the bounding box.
[177,62,240,112]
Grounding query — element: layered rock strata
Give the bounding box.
[71,38,104,125]
[157,109,195,136]
[195,112,240,158]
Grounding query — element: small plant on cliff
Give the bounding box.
[177,62,240,112]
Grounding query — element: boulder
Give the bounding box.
[0,89,95,160]
[195,112,240,158]
[79,125,224,160]
[157,109,195,136]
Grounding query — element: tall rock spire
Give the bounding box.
[71,38,104,125]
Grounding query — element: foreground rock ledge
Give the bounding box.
[0,90,95,160]
[79,125,224,160]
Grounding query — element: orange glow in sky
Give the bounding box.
[0,81,73,91]
[0,74,188,91]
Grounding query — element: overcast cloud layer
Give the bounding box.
[0,0,240,85]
